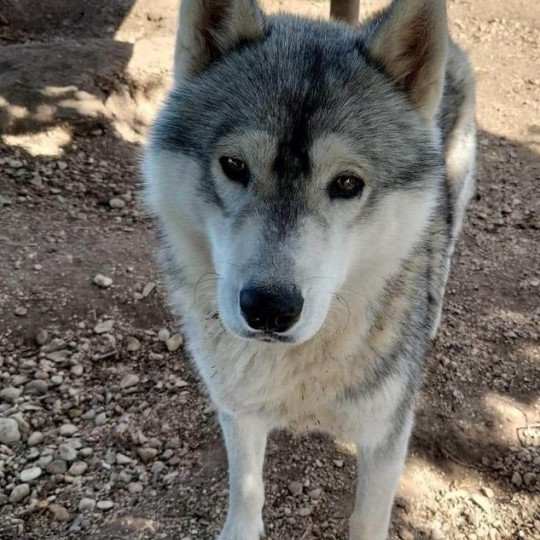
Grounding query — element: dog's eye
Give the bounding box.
[328,174,365,199]
[219,156,249,186]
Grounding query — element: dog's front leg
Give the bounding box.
[349,412,413,540]
[218,412,268,540]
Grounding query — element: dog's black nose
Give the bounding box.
[239,286,304,333]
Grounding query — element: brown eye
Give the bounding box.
[219,156,249,186]
[328,174,365,199]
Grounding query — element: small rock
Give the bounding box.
[398,527,415,540]
[288,481,303,496]
[79,497,96,512]
[94,320,114,334]
[14,306,28,317]
[49,503,70,522]
[46,350,71,363]
[25,380,49,395]
[20,466,41,482]
[158,328,170,341]
[471,493,491,513]
[333,459,344,468]
[308,488,322,499]
[297,507,311,517]
[10,484,30,503]
[141,282,156,298]
[69,461,88,476]
[93,274,113,288]
[50,375,63,386]
[35,329,49,345]
[511,471,523,487]
[120,373,140,389]
[71,364,84,377]
[58,444,78,461]
[47,459,68,474]
[94,412,107,426]
[138,447,158,463]
[0,386,22,403]
[0,418,21,445]
[27,431,44,446]
[109,198,126,209]
[59,424,78,436]
[481,486,494,498]
[97,500,114,511]
[126,337,141,352]
[128,482,144,494]
[523,472,536,486]
[166,333,183,352]
[151,461,166,474]
[116,453,132,465]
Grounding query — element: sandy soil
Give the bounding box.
[0,0,539,539]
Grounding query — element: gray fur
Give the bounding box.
[144,0,475,538]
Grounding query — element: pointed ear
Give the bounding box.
[174,0,266,81]
[368,0,448,120]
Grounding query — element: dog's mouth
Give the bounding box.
[237,329,295,344]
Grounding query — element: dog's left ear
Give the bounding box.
[174,0,266,82]
[367,0,448,121]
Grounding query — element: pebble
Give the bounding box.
[35,329,49,345]
[126,337,141,352]
[116,452,132,465]
[297,507,311,517]
[97,500,114,510]
[471,493,491,513]
[138,447,158,463]
[14,306,28,316]
[128,482,144,494]
[47,459,68,474]
[398,527,415,540]
[79,497,96,512]
[120,373,140,389]
[151,461,166,474]
[59,424,79,436]
[0,386,22,403]
[93,274,113,288]
[481,486,495,498]
[141,282,156,298]
[25,380,49,395]
[166,333,183,352]
[69,461,88,476]
[94,412,107,426]
[49,503,70,522]
[511,471,523,487]
[51,375,63,386]
[10,484,30,503]
[58,444,78,461]
[109,197,126,209]
[27,431,44,446]
[11,374,28,387]
[333,459,344,468]
[71,364,84,376]
[94,320,114,334]
[158,328,170,341]
[0,418,21,445]
[288,481,303,496]
[20,466,42,482]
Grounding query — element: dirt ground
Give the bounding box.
[0,0,539,539]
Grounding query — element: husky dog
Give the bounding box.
[143,0,475,537]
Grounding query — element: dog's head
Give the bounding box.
[145,0,448,344]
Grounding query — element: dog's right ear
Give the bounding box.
[174,0,266,82]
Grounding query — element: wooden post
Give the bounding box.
[330,0,359,24]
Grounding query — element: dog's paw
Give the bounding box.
[218,517,264,540]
